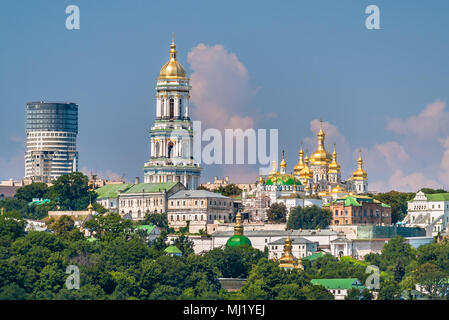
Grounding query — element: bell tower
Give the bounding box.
[143,35,202,189]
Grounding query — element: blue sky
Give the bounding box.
[1,0,449,191]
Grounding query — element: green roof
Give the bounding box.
[28,199,51,206]
[425,193,449,201]
[311,278,365,290]
[164,245,182,254]
[95,184,131,199]
[265,174,302,186]
[302,252,326,261]
[87,236,98,242]
[135,224,156,234]
[124,182,178,194]
[226,235,252,247]
[381,203,391,208]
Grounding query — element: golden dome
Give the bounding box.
[310,126,332,166]
[159,37,187,80]
[280,151,287,169]
[331,184,346,193]
[328,144,341,174]
[293,147,305,175]
[299,155,313,180]
[353,151,367,180]
[259,176,264,184]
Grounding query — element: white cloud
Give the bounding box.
[386,99,449,138]
[388,170,440,192]
[188,43,256,130]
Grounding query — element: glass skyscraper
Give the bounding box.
[25,102,79,183]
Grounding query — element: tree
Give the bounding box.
[371,191,415,223]
[46,172,95,211]
[215,184,242,197]
[47,215,75,237]
[378,280,402,300]
[415,263,449,300]
[267,203,287,223]
[345,288,373,300]
[287,205,332,230]
[84,213,133,241]
[144,212,169,232]
[15,183,49,202]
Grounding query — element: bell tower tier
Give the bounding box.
[143,36,202,189]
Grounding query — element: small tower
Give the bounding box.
[279,150,287,175]
[294,144,305,178]
[279,236,303,270]
[328,143,341,185]
[352,150,368,194]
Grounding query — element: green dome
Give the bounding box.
[265,173,302,186]
[226,235,252,247]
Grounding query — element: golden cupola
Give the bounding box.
[300,154,313,180]
[293,147,305,175]
[328,144,341,174]
[159,36,187,80]
[352,151,367,180]
[279,150,287,174]
[309,126,332,166]
[268,160,279,177]
[279,236,295,268]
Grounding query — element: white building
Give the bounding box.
[117,182,185,220]
[143,36,201,189]
[167,190,234,233]
[403,190,449,236]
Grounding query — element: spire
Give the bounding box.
[169,32,177,61]
[294,142,305,175]
[310,120,331,165]
[234,211,243,236]
[352,149,367,180]
[328,143,341,174]
[280,150,287,174]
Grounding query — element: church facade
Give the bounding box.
[143,37,202,189]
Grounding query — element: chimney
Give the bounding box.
[135,177,140,184]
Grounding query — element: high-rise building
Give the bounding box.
[143,37,202,189]
[25,102,79,183]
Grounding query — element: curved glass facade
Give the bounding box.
[26,102,78,133]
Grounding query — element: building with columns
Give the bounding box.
[143,37,201,189]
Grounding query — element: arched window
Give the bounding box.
[161,99,165,117]
[169,99,174,119]
[179,99,182,116]
[155,141,160,157]
[168,142,174,158]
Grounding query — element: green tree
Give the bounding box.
[15,183,49,202]
[371,191,415,223]
[215,184,242,197]
[267,203,287,223]
[84,213,133,241]
[287,205,332,230]
[345,288,373,300]
[46,172,95,210]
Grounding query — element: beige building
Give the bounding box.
[118,182,185,220]
[167,190,235,233]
